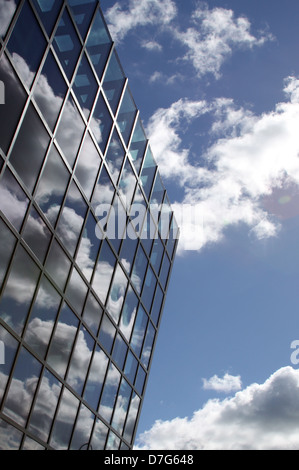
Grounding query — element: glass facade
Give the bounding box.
[0,0,179,450]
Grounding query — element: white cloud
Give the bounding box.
[147,77,299,253]
[136,367,299,450]
[104,0,177,43]
[202,373,242,393]
[141,40,162,52]
[173,4,273,79]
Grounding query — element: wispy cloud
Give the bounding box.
[104,0,177,43]
[136,367,299,450]
[202,373,242,393]
[146,77,299,252]
[173,4,274,79]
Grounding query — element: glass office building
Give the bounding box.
[0,0,178,450]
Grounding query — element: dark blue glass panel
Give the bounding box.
[68,0,97,40]
[90,92,112,154]
[92,239,116,304]
[112,333,128,370]
[23,206,52,263]
[53,8,81,80]
[130,304,148,357]
[86,9,112,81]
[67,325,94,395]
[118,157,136,208]
[105,128,125,185]
[141,266,157,313]
[99,363,121,423]
[92,165,115,212]
[83,344,108,410]
[24,275,61,359]
[140,146,157,201]
[75,131,102,200]
[33,50,67,131]
[9,103,50,193]
[32,0,63,36]
[129,118,147,174]
[141,321,155,369]
[159,252,170,290]
[73,52,98,118]
[0,168,29,232]
[116,86,137,145]
[0,325,18,404]
[150,171,165,208]
[103,50,126,114]
[76,211,102,281]
[98,314,115,354]
[131,244,147,295]
[119,233,138,276]
[7,2,46,88]
[82,291,103,336]
[135,365,146,395]
[55,96,85,167]
[0,48,26,153]
[0,0,20,38]
[150,236,164,275]
[119,285,138,341]
[0,218,16,289]
[124,350,138,385]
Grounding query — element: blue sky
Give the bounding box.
[101,0,299,449]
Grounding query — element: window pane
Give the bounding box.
[135,365,146,396]
[150,236,164,275]
[86,9,112,81]
[0,218,16,289]
[103,50,125,114]
[129,118,147,174]
[150,171,165,208]
[75,131,101,200]
[92,165,115,210]
[90,92,112,154]
[92,240,116,304]
[112,333,128,370]
[70,403,95,450]
[90,417,108,450]
[68,0,97,40]
[24,275,61,359]
[0,53,26,154]
[124,350,138,385]
[50,387,79,450]
[141,266,157,313]
[123,393,140,444]
[53,8,81,81]
[28,369,62,442]
[35,144,70,227]
[118,157,136,208]
[119,286,138,341]
[105,128,125,185]
[119,233,138,276]
[23,206,52,263]
[73,52,98,118]
[9,103,50,193]
[116,86,137,145]
[56,180,88,256]
[141,321,155,369]
[0,0,20,38]
[67,325,94,395]
[7,2,46,87]
[106,263,128,323]
[98,314,115,354]
[76,212,102,282]
[0,168,29,231]
[45,240,71,290]
[33,50,67,131]
[82,291,103,336]
[160,253,170,290]
[55,96,85,168]
[65,267,88,315]
[3,347,42,427]
[106,430,120,450]
[130,305,148,357]
[83,345,108,410]
[111,378,132,435]
[0,245,40,335]
[140,146,157,201]
[0,419,23,450]
[32,0,63,37]
[131,244,147,295]
[0,325,18,404]
[98,363,121,423]
[47,303,79,378]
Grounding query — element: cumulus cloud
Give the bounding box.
[136,367,299,450]
[174,4,273,79]
[202,373,242,393]
[146,76,299,253]
[104,0,177,43]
